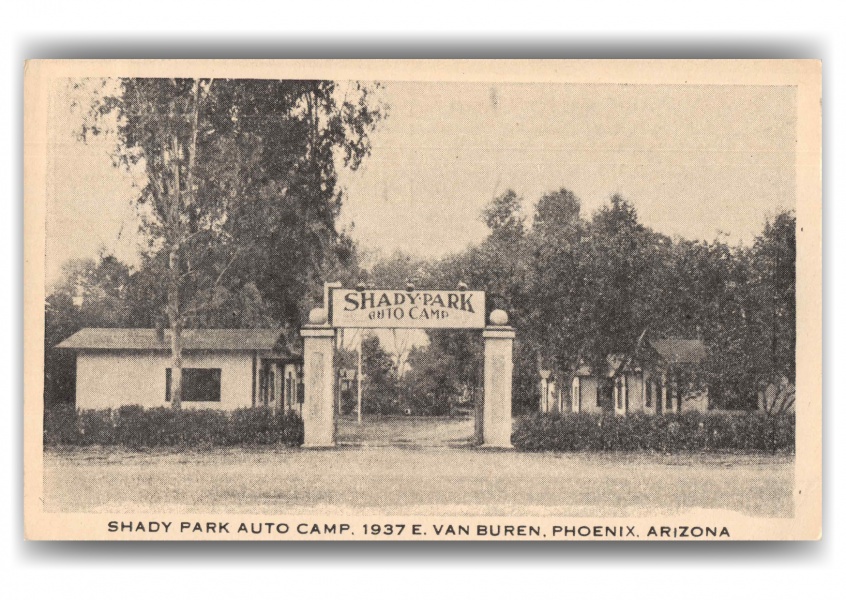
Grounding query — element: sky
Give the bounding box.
[46,79,797,285]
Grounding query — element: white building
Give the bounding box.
[57,328,303,412]
[569,338,710,416]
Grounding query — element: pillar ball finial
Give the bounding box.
[355,282,366,292]
[405,281,415,292]
[489,309,508,326]
[309,307,328,325]
[457,281,468,291]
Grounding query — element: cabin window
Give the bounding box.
[286,372,294,409]
[165,368,222,403]
[260,369,274,407]
[676,373,688,410]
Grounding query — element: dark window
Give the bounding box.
[676,373,687,409]
[645,378,652,408]
[596,383,602,408]
[666,379,673,410]
[165,368,222,403]
[576,377,582,411]
[286,373,294,408]
[259,369,274,407]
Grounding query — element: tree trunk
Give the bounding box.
[164,79,200,412]
[186,79,200,209]
[168,247,183,410]
[167,124,184,410]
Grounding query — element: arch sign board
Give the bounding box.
[330,288,486,329]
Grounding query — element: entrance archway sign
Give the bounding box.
[300,288,514,449]
[330,288,485,329]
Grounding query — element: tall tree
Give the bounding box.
[525,188,588,386]
[577,195,654,372]
[747,211,796,411]
[79,78,384,408]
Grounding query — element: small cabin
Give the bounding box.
[56,328,303,413]
[569,339,709,416]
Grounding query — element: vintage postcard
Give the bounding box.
[23,59,821,541]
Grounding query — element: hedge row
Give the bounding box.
[512,411,794,453]
[44,405,304,449]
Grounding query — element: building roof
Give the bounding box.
[605,354,627,377]
[576,339,707,379]
[573,355,625,378]
[573,364,593,377]
[649,338,707,364]
[57,328,293,353]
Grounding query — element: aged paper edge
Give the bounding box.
[22,59,822,541]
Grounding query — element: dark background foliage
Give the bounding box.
[362,191,795,415]
[49,79,794,418]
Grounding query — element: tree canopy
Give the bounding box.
[50,80,794,414]
[79,78,385,328]
[58,77,384,407]
[365,190,796,414]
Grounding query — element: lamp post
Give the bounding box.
[357,334,364,424]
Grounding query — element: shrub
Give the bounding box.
[44,406,304,449]
[43,403,83,445]
[43,405,114,446]
[76,409,116,445]
[512,411,795,453]
[228,407,303,446]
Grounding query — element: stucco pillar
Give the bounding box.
[482,310,515,449]
[300,308,336,448]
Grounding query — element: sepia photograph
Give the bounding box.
[23,59,821,541]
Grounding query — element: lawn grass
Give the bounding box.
[336,414,475,446]
[44,444,794,517]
